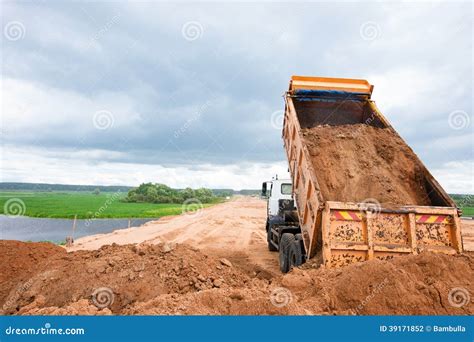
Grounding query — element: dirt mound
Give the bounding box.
[122,251,474,315]
[1,241,472,315]
[0,241,252,315]
[0,240,66,308]
[301,124,431,206]
[288,252,474,315]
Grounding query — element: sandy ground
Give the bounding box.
[462,218,474,251]
[2,241,472,315]
[1,197,473,315]
[68,197,279,274]
[69,196,474,257]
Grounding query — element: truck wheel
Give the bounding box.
[267,224,278,252]
[289,240,304,267]
[279,233,295,273]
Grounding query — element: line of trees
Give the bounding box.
[124,183,218,204]
[451,194,474,207]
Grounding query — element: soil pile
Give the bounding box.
[291,252,473,315]
[0,240,66,309]
[301,124,431,206]
[1,241,472,315]
[126,251,473,315]
[0,241,252,315]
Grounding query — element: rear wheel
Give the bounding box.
[289,239,304,267]
[267,223,278,252]
[279,233,295,273]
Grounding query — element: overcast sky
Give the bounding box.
[1,1,472,192]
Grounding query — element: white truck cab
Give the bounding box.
[262,178,293,219]
[261,177,303,272]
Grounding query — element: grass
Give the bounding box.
[1,190,470,219]
[0,191,219,219]
[461,207,474,217]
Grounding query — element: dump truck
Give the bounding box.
[263,75,464,273]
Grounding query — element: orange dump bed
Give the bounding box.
[283,76,463,268]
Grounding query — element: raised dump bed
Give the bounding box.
[283,76,463,268]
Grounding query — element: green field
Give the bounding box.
[0,191,471,219]
[0,191,218,219]
[461,207,474,217]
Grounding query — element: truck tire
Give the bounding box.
[267,224,278,252]
[289,240,304,267]
[279,233,295,273]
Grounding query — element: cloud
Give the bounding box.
[1,1,472,191]
[0,146,289,190]
[432,161,474,195]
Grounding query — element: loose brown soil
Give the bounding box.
[1,240,472,315]
[462,219,474,251]
[2,198,472,315]
[68,197,277,274]
[301,124,431,206]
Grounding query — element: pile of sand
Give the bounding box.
[289,252,473,315]
[301,124,431,206]
[0,241,253,315]
[1,241,472,315]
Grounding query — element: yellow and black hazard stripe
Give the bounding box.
[415,215,450,224]
[333,211,362,221]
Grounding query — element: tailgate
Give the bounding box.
[289,75,374,95]
[321,201,463,268]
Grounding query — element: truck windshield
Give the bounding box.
[281,183,292,195]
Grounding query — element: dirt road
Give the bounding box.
[69,196,474,257]
[462,218,474,251]
[69,197,279,274]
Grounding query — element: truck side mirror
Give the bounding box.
[261,182,267,197]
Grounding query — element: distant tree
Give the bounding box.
[217,190,233,198]
[93,188,101,195]
[195,188,213,202]
[180,187,195,201]
[145,187,158,202]
[124,183,216,204]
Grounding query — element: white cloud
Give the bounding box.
[0,146,289,190]
[2,78,142,138]
[431,161,474,194]
[1,1,472,191]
